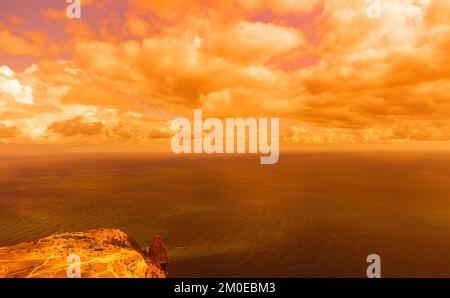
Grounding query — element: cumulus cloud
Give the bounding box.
[0,30,40,56]
[47,116,104,137]
[236,0,322,13]
[149,128,173,139]
[207,21,304,63]
[0,123,20,139]
[0,0,449,147]
[0,65,34,104]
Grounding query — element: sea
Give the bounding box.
[1,151,450,277]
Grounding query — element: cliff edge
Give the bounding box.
[0,229,167,278]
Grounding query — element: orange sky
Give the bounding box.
[0,0,449,152]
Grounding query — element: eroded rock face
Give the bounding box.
[143,235,169,274]
[0,229,167,278]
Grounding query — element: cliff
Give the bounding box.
[0,229,167,278]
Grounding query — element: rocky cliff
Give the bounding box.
[0,229,167,278]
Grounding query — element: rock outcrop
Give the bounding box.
[143,235,169,274]
[0,229,167,278]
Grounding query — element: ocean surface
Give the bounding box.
[1,151,450,277]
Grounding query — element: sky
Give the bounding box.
[0,0,449,152]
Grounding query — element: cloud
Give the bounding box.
[236,0,322,14]
[0,30,40,56]
[207,21,304,64]
[149,128,172,139]
[47,116,104,137]
[0,65,34,104]
[0,123,20,139]
[0,0,449,147]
